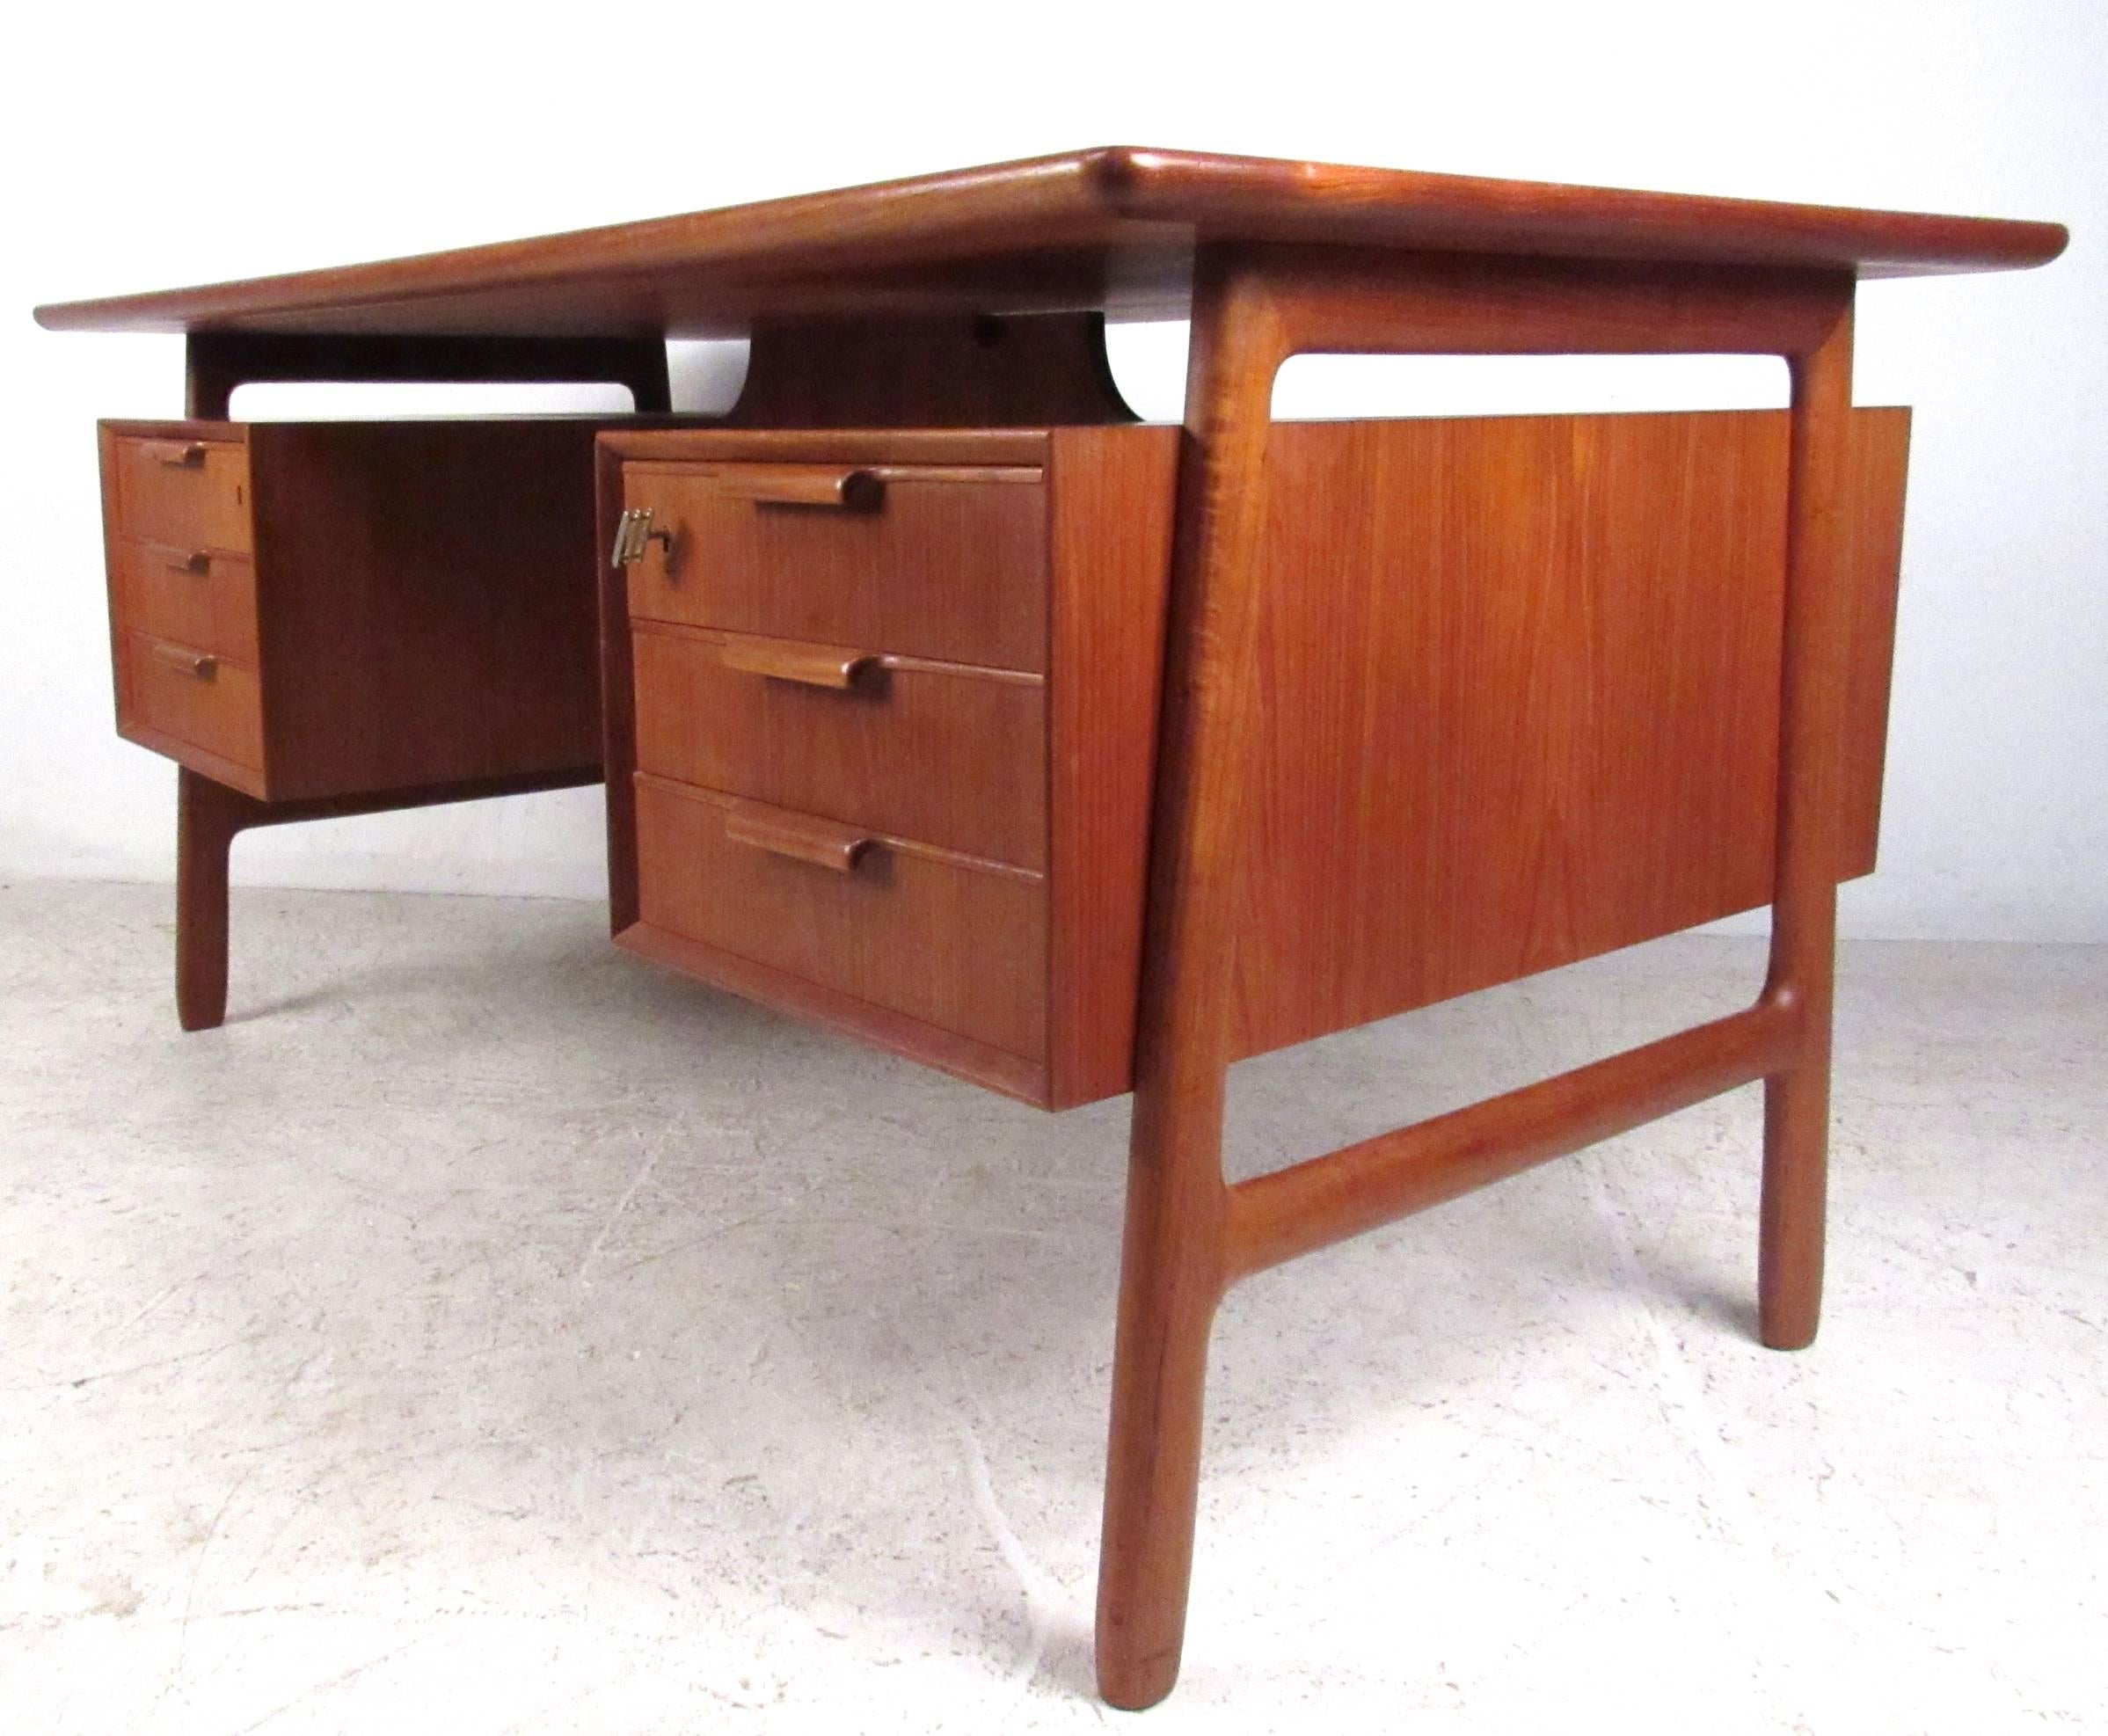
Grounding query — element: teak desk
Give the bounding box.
[35,149,2065,1708]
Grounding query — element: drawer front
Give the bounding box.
[632,624,1047,870]
[634,777,1047,1061]
[110,435,252,554]
[111,538,259,667]
[122,633,264,770]
[624,462,1047,671]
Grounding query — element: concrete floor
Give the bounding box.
[2,879,2103,1734]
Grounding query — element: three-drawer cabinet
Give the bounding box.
[600,412,1911,1112]
[598,428,1181,1109]
[98,419,624,802]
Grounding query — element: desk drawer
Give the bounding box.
[110,434,252,554]
[633,776,1047,1062]
[111,537,259,667]
[122,632,264,771]
[631,623,1047,870]
[623,460,1047,671]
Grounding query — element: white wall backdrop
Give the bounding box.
[4,0,2102,940]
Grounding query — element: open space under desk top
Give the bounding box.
[34,148,2067,341]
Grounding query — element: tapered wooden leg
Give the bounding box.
[1096,1087,1228,1709]
[1759,301,1856,1351]
[174,767,246,1032]
[165,765,597,1034]
[1095,254,1286,1710]
[1090,252,1866,1707]
[1761,1061,1831,1346]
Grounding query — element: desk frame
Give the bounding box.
[162,263,1859,1705]
[43,144,2061,1710]
[1097,244,1856,1707]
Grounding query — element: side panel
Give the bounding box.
[1230,406,1910,1061]
[249,420,607,800]
[1046,425,1182,1107]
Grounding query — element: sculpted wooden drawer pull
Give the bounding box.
[723,803,874,873]
[164,548,213,574]
[150,642,217,681]
[145,441,208,469]
[717,637,879,690]
[717,464,883,511]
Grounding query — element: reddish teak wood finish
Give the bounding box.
[34,147,2064,339]
[168,766,599,1032]
[637,776,1049,1061]
[43,150,2065,1711]
[602,412,1907,1118]
[97,417,644,1026]
[631,624,1047,869]
[623,453,1050,668]
[99,418,616,801]
[599,427,1182,1112]
[732,313,1135,427]
[1230,404,1909,1057]
[1093,247,1870,1709]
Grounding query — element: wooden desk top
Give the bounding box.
[35,147,2065,340]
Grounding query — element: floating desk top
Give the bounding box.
[33,147,2067,339]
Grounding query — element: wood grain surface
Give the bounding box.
[1091,246,1883,1710]
[108,432,252,553]
[622,460,1049,671]
[1229,405,1911,1060]
[601,410,1907,1112]
[603,426,1178,1108]
[35,148,2064,339]
[1046,425,1183,1107]
[244,420,608,799]
[110,540,259,669]
[632,776,1048,1064]
[631,622,1047,869]
[729,313,1136,427]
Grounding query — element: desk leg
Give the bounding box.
[175,767,243,1031]
[1096,259,1284,1711]
[1095,250,1859,1707]
[1759,310,1857,1350]
[169,764,601,1033]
